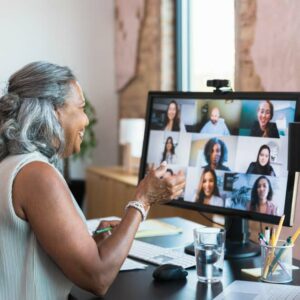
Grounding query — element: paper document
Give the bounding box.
[120,258,147,271]
[86,217,182,238]
[213,280,300,300]
[135,219,182,238]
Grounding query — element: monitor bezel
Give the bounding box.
[139,91,300,227]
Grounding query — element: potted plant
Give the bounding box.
[64,94,97,207]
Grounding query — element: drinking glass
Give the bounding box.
[193,227,225,283]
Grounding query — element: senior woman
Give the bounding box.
[0,62,185,299]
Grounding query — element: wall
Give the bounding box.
[117,0,175,118]
[0,0,118,178]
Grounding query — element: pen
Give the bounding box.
[264,226,270,244]
[259,233,268,245]
[93,226,113,235]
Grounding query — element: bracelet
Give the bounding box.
[125,201,149,221]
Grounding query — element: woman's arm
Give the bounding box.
[13,161,185,296]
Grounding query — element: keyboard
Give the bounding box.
[128,239,196,269]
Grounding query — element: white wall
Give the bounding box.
[0,0,118,179]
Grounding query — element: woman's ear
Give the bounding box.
[55,106,64,123]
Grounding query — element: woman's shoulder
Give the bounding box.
[246,162,256,173]
[268,122,280,137]
[15,160,62,193]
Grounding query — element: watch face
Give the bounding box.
[267,141,279,163]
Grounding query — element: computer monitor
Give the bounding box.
[139,91,300,258]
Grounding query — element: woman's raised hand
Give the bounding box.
[135,162,185,207]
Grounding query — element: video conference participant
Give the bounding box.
[0,62,185,299]
[161,136,177,164]
[164,100,180,131]
[248,175,278,215]
[203,137,231,171]
[193,167,223,206]
[246,144,276,176]
[200,107,230,135]
[250,100,280,138]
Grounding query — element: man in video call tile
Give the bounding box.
[200,107,230,135]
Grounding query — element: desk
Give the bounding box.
[70,218,300,300]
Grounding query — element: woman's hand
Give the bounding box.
[135,162,185,208]
[93,220,120,243]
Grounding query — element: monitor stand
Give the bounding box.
[184,216,261,259]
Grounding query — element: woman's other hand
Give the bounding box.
[93,220,120,243]
[135,162,185,207]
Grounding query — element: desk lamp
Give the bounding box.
[119,118,145,174]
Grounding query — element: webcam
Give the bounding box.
[207,79,232,93]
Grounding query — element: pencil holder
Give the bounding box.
[261,240,294,283]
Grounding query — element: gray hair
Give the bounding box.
[0,61,76,165]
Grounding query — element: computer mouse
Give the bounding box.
[152,264,188,281]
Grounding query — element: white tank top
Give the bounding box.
[0,152,86,300]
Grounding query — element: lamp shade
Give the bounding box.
[119,118,145,157]
[288,122,300,172]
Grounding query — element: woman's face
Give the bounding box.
[202,171,215,197]
[167,103,177,121]
[257,101,271,129]
[56,81,89,157]
[258,148,270,166]
[210,143,221,165]
[257,178,269,201]
[166,139,173,151]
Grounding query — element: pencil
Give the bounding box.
[273,215,285,247]
[263,215,285,278]
[291,227,300,244]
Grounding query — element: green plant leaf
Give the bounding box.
[72,93,97,161]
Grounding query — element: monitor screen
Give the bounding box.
[139,91,300,226]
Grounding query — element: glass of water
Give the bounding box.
[193,227,226,283]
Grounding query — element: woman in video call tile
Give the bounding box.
[250,100,279,138]
[194,168,223,206]
[203,137,230,171]
[163,100,180,131]
[248,175,278,215]
[246,145,276,176]
[161,136,177,164]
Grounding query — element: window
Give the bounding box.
[176,0,235,91]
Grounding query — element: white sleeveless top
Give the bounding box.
[0,152,87,300]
